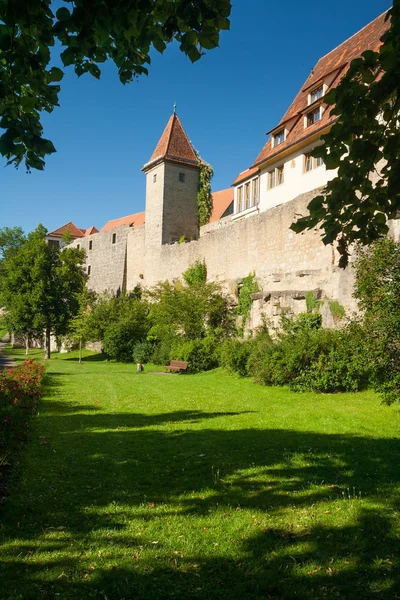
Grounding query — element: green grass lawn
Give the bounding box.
[1,349,399,600]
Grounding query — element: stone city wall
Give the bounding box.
[70,225,131,295]
[71,187,362,329]
[126,188,353,308]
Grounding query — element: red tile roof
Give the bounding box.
[249,11,390,169]
[84,226,99,236]
[232,167,260,186]
[143,113,200,170]
[209,189,234,223]
[101,211,145,232]
[47,222,86,239]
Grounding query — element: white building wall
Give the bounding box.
[259,142,338,213]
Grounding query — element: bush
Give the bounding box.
[171,336,219,373]
[0,359,46,458]
[246,332,273,377]
[219,339,252,377]
[103,318,147,362]
[132,341,153,364]
[255,321,370,393]
[149,340,172,366]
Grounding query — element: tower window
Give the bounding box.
[179,172,185,183]
[112,233,116,244]
[89,240,93,250]
[153,174,157,183]
[87,265,91,275]
[77,244,80,250]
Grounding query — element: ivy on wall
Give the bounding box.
[237,273,259,333]
[196,156,214,227]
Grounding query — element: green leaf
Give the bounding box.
[56,7,70,21]
[47,67,64,83]
[61,48,76,67]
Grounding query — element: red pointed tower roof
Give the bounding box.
[142,112,199,171]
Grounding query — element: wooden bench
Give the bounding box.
[164,360,189,373]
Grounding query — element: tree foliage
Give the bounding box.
[291,6,400,267]
[85,290,146,342]
[147,261,233,346]
[69,287,96,362]
[0,224,87,358]
[0,0,231,171]
[354,238,400,404]
[182,259,207,286]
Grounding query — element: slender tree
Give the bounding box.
[0,224,87,358]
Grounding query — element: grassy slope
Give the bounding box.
[1,349,399,600]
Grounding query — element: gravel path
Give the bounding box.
[0,336,15,370]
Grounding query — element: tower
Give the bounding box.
[142,112,200,247]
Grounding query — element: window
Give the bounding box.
[87,265,91,275]
[236,177,260,213]
[153,174,157,183]
[304,152,324,172]
[277,165,284,186]
[237,186,243,212]
[89,240,93,250]
[268,166,284,189]
[306,107,321,127]
[178,172,185,183]
[252,178,259,204]
[274,129,285,146]
[112,233,116,244]
[76,244,80,250]
[310,85,323,104]
[245,182,251,209]
[268,169,276,189]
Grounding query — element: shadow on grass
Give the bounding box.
[63,353,107,362]
[1,404,399,599]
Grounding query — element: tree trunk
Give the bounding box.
[44,326,51,360]
[79,338,82,364]
[25,336,29,355]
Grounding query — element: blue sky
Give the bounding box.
[1,0,392,234]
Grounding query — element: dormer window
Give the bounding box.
[310,85,324,104]
[274,129,285,147]
[306,107,322,127]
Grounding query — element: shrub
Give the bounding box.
[132,341,153,364]
[255,322,370,392]
[219,339,252,377]
[0,360,46,458]
[103,318,147,362]
[151,340,173,366]
[246,332,273,377]
[171,336,219,373]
